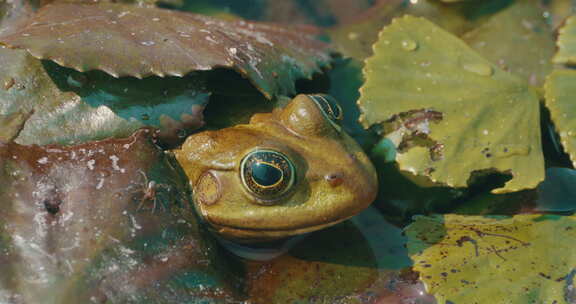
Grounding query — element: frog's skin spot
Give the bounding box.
[175,94,378,243]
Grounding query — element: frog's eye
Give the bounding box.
[240,149,295,200]
[308,94,344,128]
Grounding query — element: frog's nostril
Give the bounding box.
[325,173,344,187]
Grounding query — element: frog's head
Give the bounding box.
[175,94,377,243]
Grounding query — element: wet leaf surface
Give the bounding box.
[0,45,208,147]
[544,69,576,168]
[0,110,33,143]
[246,207,416,304]
[369,137,463,217]
[358,15,544,193]
[0,129,241,303]
[327,0,404,61]
[0,47,122,146]
[543,0,574,30]
[328,0,474,61]
[462,0,555,87]
[554,15,576,65]
[0,3,332,98]
[406,214,576,304]
[43,61,209,147]
[327,0,507,61]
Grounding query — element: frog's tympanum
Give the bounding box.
[175,94,378,242]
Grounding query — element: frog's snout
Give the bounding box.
[325,172,344,187]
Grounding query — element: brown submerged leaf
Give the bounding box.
[0,129,240,303]
[0,3,333,98]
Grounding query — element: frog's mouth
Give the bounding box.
[206,215,355,243]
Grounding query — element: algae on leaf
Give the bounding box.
[462,0,554,86]
[405,214,576,304]
[358,15,544,193]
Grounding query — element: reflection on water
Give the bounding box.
[240,206,436,303]
[536,167,576,213]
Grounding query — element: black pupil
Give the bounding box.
[251,162,283,187]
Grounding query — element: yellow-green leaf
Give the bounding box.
[463,0,555,86]
[553,15,576,65]
[544,69,576,167]
[328,0,472,61]
[358,15,544,193]
[406,214,576,304]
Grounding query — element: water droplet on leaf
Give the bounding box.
[401,39,418,51]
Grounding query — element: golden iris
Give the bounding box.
[240,149,295,199]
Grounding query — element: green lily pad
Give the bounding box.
[462,0,554,87]
[328,0,475,61]
[358,15,544,193]
[544,69,576,167]
[544,15,576,169]
[405,214,576,304]
[0,2,332,99]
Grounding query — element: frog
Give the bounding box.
[175,93,378,243]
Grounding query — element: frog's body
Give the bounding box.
[175,94,378,242]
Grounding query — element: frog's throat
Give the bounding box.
[207,214,355,243]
